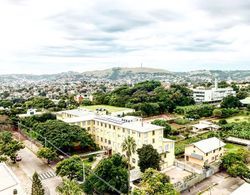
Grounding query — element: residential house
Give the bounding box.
[185,137,225,167]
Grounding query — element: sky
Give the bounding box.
[0,0,250,74]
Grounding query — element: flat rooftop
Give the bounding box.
[0,163,24,195]
[81,105,134,113]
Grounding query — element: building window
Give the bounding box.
[113,126,115,130]
[105,139,107,143]
[108,140,111,145]
[123,128,125,133]
[213,150,215,153]
[164,153,167,158]
[206,153,208,156]
[152,131,155,136]
[152,138,155,143]
[101,138,103,142]
[109,124,111,129]
[87,127,90,131]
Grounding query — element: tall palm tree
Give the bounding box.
[122,136,136,192]
[57,179,83,195]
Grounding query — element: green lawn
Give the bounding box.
[81,105,132,113]
[224,143,245,153]
[226,115,250,123]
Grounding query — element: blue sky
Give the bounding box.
[0,0,250,74]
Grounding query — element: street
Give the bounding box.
[8,144,61,195]
[181,172,245,195]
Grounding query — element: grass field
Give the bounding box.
[81,105,132,113]
[226,115,250,123]
[224,143,245,153]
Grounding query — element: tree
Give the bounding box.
[83,154,128,194]
[137,144,161,172]
[37,147,57,164]
[34,120,97,151]
[122,136,136,170]
[122,136,136,192]
[151,119,172,137]
[133,168,178,195]
[31,172,45,195]
[0,131,24,163]
[56,178,82,195]
[213,109,222,118]
[221,95,241,108]
[221,149,250,179]
[56,155,83,181]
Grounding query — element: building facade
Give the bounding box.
[185,137,225,167]
[56,109,175,170]
[192,79,236,103]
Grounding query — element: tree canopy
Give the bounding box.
[31,172,45,195]
[151,119,172,137]
[83,154,128,194]
[34,120,97,151]
[221,95,241,108]
[93,81,194,116]
[56,155,84,181]
[0,131,24,163]
[137,144,161,172]
[133,168,178,195]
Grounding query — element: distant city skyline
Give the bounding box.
[0,0,250,74]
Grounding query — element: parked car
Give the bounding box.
[16,155,22,162]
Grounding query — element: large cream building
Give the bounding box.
[56,109,175,170]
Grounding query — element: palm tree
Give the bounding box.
[122,136,136,192]
[57,179,83,195]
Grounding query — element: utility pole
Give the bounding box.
[82,162,85,183]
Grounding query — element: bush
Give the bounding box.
[88,155,94,162]
[218,119,227,125]
[174,118,190,125]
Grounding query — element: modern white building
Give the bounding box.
[192,79,236,103]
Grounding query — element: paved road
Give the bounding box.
[8,147,62,195]
[181,172,244,195]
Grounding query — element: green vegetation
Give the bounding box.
[37,147,57,164]
[175,104,214,119]
[137,144,161,172]
[93,81,194,116]
[221,95,241,108]
[173,118,190,125]
[175,132,211,156]
[34,120,97,152]
[20,113,56,128]
[56,179,82,195]
[56,155,84,181]
[225,115,250,123]
[31,172,45,195]
[151,119,172,137]
[82,104,130,112]
[221,122,250,140]
[224,143,245,153]
[133,168,179,195]
[0,131,24,163]
[83,154,128,194]
[221,148,250,180]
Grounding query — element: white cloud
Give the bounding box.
[0,0,249,74]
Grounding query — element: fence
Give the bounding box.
[173,160,220,192]
[174,160,203,174]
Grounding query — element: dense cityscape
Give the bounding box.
[1,0,250,195]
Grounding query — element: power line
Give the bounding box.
[18,122,123,194]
